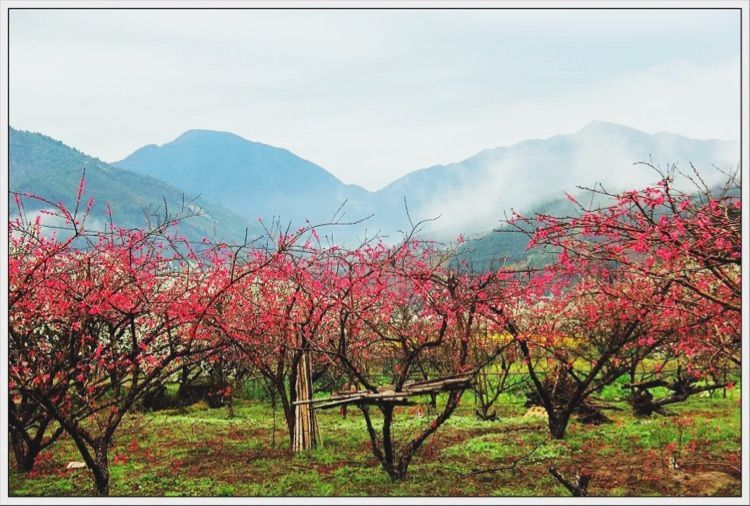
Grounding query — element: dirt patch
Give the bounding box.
[574,450,741,497]
[671,470,739,496]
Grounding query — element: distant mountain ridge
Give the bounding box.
[115,122,738,241]
[11,121,739,252]
[9,127,256,243]
[115,129,376,232]
[374,121,738,238]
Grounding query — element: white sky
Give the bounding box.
[9,9,741,190]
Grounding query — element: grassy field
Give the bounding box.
[9,386,741,497]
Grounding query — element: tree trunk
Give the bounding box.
[273,379,295,445]
[365,392,464,481]
[9,429,37,472]
[10,429,26,469]
[177,364,191,400]
[381,405,396,479]
[9,424,57,472]
[475,405,498,421]
[93,443,110,496]
[292,350,319,452]
[548,411,570,440]
[428,393,437,410]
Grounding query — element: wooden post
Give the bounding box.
[293,350,319,452]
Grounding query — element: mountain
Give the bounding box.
[13,121,738,252]
[376,121,739,239]
[9,128,255,243]
[115,129,376,232]
[451,195,577,272]
[115,122,739,243]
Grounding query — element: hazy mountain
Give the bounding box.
[9,127,255,243]
[13,121,738,251]
[377,121,739,239]
[451,194,577,273]
[114,122,738,244]
[115,129,376,231]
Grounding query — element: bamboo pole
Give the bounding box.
[293,350,318,452]
[291,372,473,410]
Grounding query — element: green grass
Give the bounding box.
[8,389,741,497]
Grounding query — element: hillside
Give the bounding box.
[9,128,255,243]
[115,129,377,230]
[13,121,738,254]
[115,122,739,243]
[377,121,739,238]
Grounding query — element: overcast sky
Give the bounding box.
[9,9,741,190]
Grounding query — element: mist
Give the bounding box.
[396,122,740,240]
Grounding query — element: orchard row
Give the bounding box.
[9,169,740,495]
